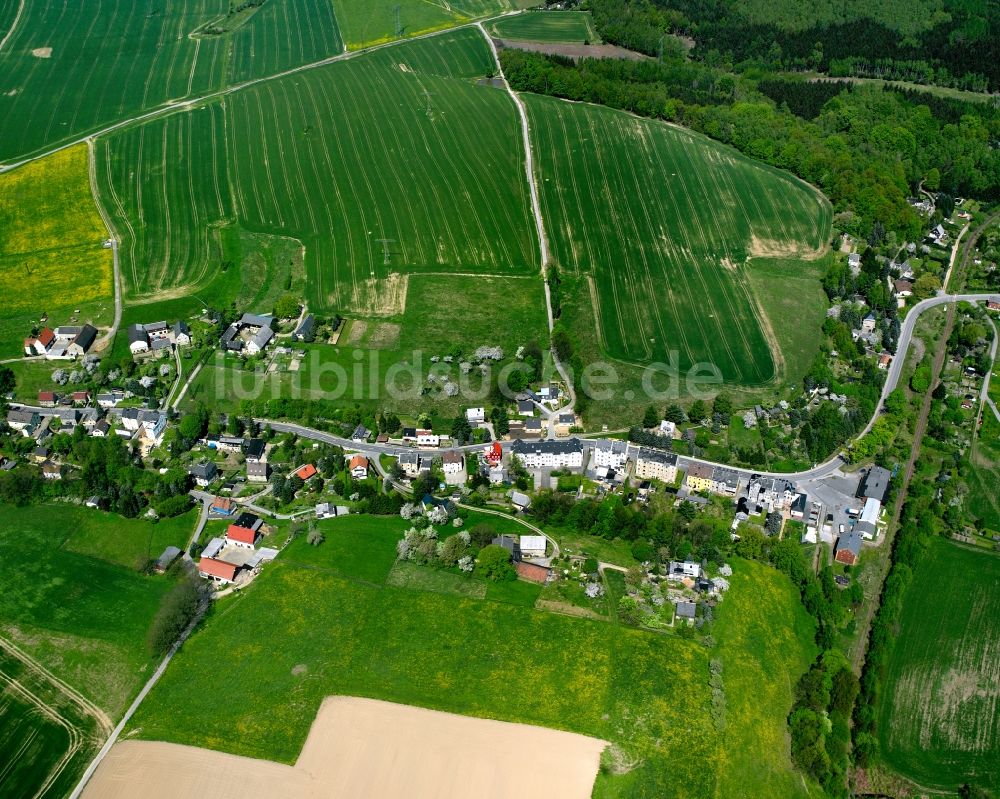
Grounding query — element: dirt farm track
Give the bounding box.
[82,696,607,799]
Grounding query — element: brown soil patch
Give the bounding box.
[368,322,401,349]
[31,47,52,58]
[495,38,648,61]
[82,696,607,799]
[351,272,407,317]
[747,234,824,261]
[344,320,367,346]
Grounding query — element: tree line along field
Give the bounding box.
[877,537,1000,792]
[128,514,819,798]
[0,144,113,359]
[332,0,536,50]
[487,11,601,44]
[524,93,832,386]
[0,0,342,164]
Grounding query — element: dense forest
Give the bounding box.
[581,0,1000,92]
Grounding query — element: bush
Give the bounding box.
[147,576,202,657]
[153,493,193,518]
[477,544,516,581]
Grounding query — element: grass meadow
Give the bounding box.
[525,93,831,386]
[0,144,113,358]
[0,0,342,163]
[129,514,818,797]
[96,29,538,314]
[877,537,1000,791]
[0,503,190,717]
[332,0,536,49]
[488,10,600,43]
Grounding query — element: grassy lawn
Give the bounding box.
[0,503,178,717]
[131,554,718,797]
[0,145,113,359]
[877,538,1000,791]
[62,506,198,570]
[488,11,600,43]
[712,559,821,798]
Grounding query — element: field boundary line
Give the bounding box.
[0,0,24,53]
[0,668,85,799]
[0,633,113,734]
[86,138,123,353]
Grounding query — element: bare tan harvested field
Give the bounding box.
[83,696,607,799]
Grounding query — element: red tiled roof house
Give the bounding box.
[199,557,238,584]
[226,523,259,549]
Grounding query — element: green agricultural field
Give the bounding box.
[488,11,600,43]
[0,144,113,359]
[877,538,1000,791]
[332,0,536,49]
[96,29,538,316]
[0,503,179,717]
[0,647,103,799]
[525,93,831,387]
[0,0,342,163]
[129,514,818,797]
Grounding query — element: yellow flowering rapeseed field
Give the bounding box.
[0,144,112,319]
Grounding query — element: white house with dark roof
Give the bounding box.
[511,438,583,470]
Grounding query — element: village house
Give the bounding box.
[198,556,239,584]
[442,450,464,485]
[554,412,576,437]
[37,390,58,407]
[492,535,522,562]
[685,463,715,493]
[172,320,191,346]
[658,419,676,438]
[351,424,370,443]
[676,601,697,621]
[226,513,262,548]
[847,253,861,275]
[894,279,913,299]
[511,438,583,470]
[519,535,547,558]
[7,409,41,436]
[878,352,892,370]
[291,314,315,342]
[633,447,678,483]
[592,439,629,471]
[41,461,62,480]
[507,419,526,439]
[189,461,218,487]
[858,465,891,504]
[350,454,369,479]
[244,438,269,482]
[210,496,237,516]
[71,390,90,405]
[510,491,532,511]
[220,313,275,355]
[91,419,110,438]
[295,463,317,481]
[154,546,182,573]
[97,390,125,408]
[398,451,425,478]
[524,418,543,438]
[465,407,485,426]
[747,475,795,512]
[24,327,55,356]
[416,429,440,447]
[516,399,535,416]
[667,560,701,581]
[834,529,863,566]
[861,313,877,333]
